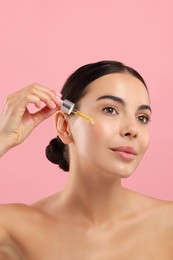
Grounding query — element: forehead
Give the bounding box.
[85,73,150,105]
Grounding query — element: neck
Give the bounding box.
[61,167,129,225]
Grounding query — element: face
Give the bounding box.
[69,73,151,178]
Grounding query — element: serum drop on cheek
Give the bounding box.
[58,98,94,125]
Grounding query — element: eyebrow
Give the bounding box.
[96,95,152,113]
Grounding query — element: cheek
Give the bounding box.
[140,129,150,154]
[77,124,102,149]
[89,120,114,142]
[72,120,113,155]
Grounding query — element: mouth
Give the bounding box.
[110,146,137,161]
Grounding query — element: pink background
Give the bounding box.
[0,0,173,204]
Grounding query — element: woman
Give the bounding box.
[0,61,173,259]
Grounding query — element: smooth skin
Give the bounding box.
[0,75,173,259]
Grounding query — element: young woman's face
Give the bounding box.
[70,73,151,178]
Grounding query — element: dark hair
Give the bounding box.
[46,60,147,171]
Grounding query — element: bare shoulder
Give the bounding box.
[140,192,173,220]
[0,203,36,259]
[126,188,173,221]
[152,198,173,229]
[0,203,52,259]
[0,202,44,222]
[150,198,173,249]
[128,189,173,238]
[0,203,46,240]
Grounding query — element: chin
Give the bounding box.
[119,172,134,179]
[110,164,138,179]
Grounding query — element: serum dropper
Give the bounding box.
[57,97,94,125]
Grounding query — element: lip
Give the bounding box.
[110,146,137,161]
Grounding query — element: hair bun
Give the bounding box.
[45,138,69,171]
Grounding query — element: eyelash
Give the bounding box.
[137,115,151,124]
[102,106,118,115]
[102,106,151,124]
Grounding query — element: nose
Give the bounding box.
[120,120,138,139]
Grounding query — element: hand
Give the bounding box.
[0,83,61,156]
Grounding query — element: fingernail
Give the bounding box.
[39,102,45,109]
[56,93,62,97]
[50,101,57,109]
[56,96,62,103]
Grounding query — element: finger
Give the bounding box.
[5,84,62,116]
[25,84,62,108]
[27,90,60,110]
[31,105,59,126]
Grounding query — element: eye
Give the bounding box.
[102,106,118,115]
[137,115,150,124]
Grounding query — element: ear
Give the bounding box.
[54,111,73,144]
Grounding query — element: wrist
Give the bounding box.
[0,135,13,157]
